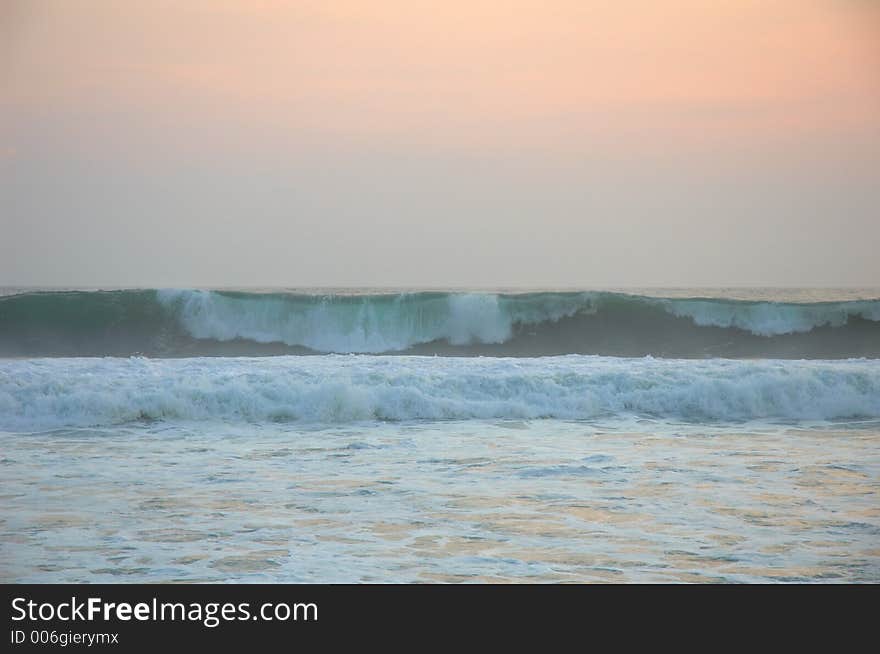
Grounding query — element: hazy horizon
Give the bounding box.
[2,1,879,287]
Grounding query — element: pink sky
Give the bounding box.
[5,1,879,149]
[1,1,879,286]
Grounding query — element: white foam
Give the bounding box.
[156,289,583,353]
[155,290,880,354]
[2,355,878,431]
[657,298,880,336]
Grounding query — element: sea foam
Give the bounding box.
[2,355,878,430]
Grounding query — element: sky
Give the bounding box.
[1,0,879,288]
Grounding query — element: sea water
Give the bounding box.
[1,288,878,582]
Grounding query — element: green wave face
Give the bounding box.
[1,289,879,358]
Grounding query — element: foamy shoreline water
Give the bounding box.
[2,420,878,583]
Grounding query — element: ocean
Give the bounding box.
[1,287,879,582]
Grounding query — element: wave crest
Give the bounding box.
[1,289,879,358]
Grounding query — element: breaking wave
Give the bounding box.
[1,289,879,358]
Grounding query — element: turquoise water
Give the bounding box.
[2,287,879,357]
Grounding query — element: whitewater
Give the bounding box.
[2,355,880,431]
